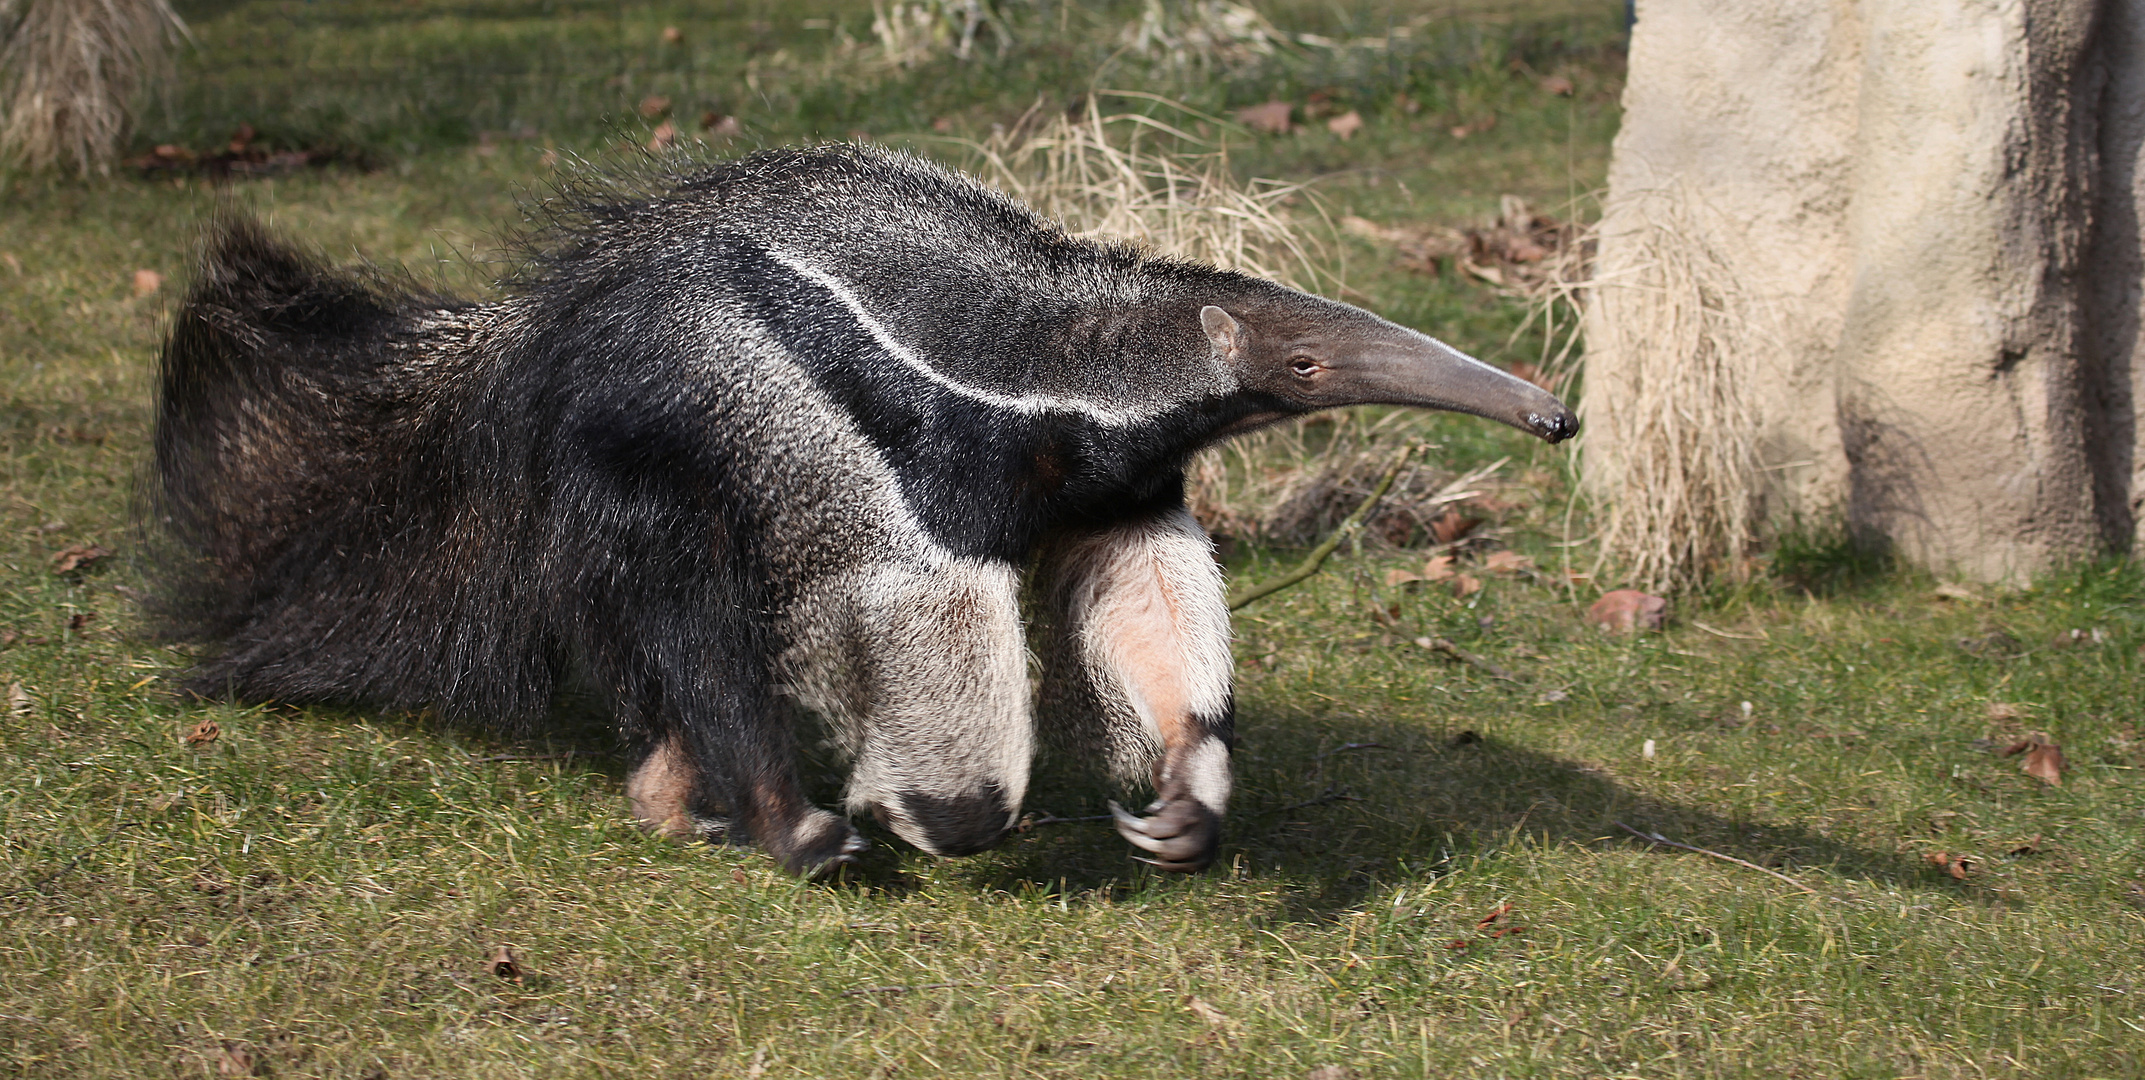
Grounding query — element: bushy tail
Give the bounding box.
[152,218,409,632]
[148,216,549,716]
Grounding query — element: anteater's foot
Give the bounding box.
[764,808,870,879]
[1109,797,1221,872]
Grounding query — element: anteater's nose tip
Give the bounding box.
[1528,410,1579,444]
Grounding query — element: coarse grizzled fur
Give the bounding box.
[150,144,1576,876]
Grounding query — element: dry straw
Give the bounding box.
[0,0,188,177]
[1578,183,1766,592]
[960,93,1333,292]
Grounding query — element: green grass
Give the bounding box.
[6,2,2145,1077]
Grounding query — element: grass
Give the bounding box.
[5,2,2145,1077]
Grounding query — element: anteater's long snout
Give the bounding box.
[1336,325,1578,443]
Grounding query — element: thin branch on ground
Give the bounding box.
[1228,444,1415,611]
[842,982,1051,997]
[1615,820,1832,900]
[1264,788,1364,817]
[22,820,142,894]
[1413,635,1519,681]
[1014,813,1113,831]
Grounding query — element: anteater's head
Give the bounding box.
[1197,291,1577,444]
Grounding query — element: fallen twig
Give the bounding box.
[1314,742,1391,760]
[842,982,1044,997]
[1412,636,1519,681]
[1267,788,1364,816]
[1014,813,1112,831]
[1690,620,1769,641]
[23,820,142,895]
[1228,444,1415,611]
[1615,820,1828,899]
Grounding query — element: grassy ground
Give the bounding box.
[4,2,2144,1077]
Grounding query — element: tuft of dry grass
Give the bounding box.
[1116,0,1289,72]
[1190,411,1507,549]
[961,93,1333,293]
[0,0,188,177]
[868,0,1011,67]
[1577,183,1766,592]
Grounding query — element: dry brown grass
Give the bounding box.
[1577,183,1766,592]
[0,0,188,176]
[1188,411,1505,550]
[960,93,1333,292]
[868,0,1010,67]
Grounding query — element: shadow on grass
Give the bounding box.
[958,705,1948,918]
[216,686,1942,913]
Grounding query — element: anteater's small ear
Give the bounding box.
[1200,305,1244,360]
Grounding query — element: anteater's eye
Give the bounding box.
[1289,357,1321,378]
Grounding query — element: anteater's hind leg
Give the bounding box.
[1034,505,1234,872]
[830,559,1035,859]
[593,590,866,877]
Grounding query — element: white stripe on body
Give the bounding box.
[767,249,1161,428]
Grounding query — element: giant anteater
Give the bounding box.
[149,144,1576,876]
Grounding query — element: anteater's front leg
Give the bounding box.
[1036,505,1234,872]
[830,559,1036,859]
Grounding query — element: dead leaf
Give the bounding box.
[1986,702,2030,722]
[66,612,94,631]
[0,629,18,648]
[2,252,19,274]
[746,1047,770,1080]
[132,269,163,297]
[216,1042,259,1077]
[1475,902,1513,930]
[2007,835,2044,857]
[5,683,29,716]
[1484,550,1534,575]
[702,113,742,138]
[1924,851,1972,880]
[1185,995,1229,1026]
[1306,1067,1352,1080]
[52,543,112,574]
[659,24,684,44]
[1383,567,1422,587]
[1507,359,1556,391]
[486,943,521,980]
[647,120,677,151]
[1427,510,1483,545]
[731,867,750,885]
[1325,110,1363,139]
[1488,925,1526,939]
[1450,573,1482,598]
[1587,589,1669,633]
[2001,732,2066,786]
[185,719,220,746]
[1235,100,1293,134]
[1540,74,1574,96]
[638,95,673,119]
[1421,555,1457,582]
[1443,938,1470,950]
[1340,214,1393,241]
[1933,581,1983,603]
